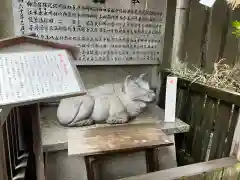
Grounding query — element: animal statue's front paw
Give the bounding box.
[68,118,94,127]
[106,112,129,124]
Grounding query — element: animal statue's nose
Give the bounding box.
[151,93,156,101]
[140,103,147,108]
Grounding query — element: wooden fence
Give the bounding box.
[162,0,240,71]
[158,71,240,165]
[119,157,240,180]
[0,104,44,180]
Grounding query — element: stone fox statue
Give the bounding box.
[57,74,156,127]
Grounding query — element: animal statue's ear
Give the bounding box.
[139,73,147,80]
[125,75,132,84]
[136,73,150,90]
[123,75,132,93]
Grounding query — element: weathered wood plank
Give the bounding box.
[7,111,17,169]
[183,0,206,67]
[203,168,223,180]
[185,93,197,154]
[175,89,194,165]
[204,0,228,72]
[2,120,12,179]
[0,123,7,180]
[199,8,211,69]
[199,97,217,161]
[158,72,168,109]
[230,106,240,161]
[222,8,240,65]
[221,163,240,180]
[21,104,46,180]
[68,123,173,156]
[119,157,238,180]
[176,89,184,118]
[162,0,177,68]
[171,0,190,68]
[181,173,205,179]
[224,105,239,157]
[190,95,206,161]
[209,102,231,160]
[31,104,46,180]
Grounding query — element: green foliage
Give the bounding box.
[232,20,240,38]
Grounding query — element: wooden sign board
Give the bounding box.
[12,0,167,65]
[0,50,86,106]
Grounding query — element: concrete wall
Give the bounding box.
[0,0,14,38]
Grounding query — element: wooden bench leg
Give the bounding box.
[84,156,98,180]
[145,148,159,173]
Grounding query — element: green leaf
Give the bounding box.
[232,21,240,29]
[232,20,240,38]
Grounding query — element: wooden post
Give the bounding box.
[171,0,190,68]
[0,126,7,180]
[0,107,11,180]
[230,109,240,161]
[30,104,46,180]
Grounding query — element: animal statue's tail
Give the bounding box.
[57,95,95,126]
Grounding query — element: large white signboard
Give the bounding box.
[0,50,86,106]
[12,0,166,65]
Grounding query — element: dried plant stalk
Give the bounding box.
[169,59,240,94]
[226,0,240,9]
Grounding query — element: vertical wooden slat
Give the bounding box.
[199,8,211,69]
[157,71,168,109]
[199,97,218,161]
[209,102,232,160]
[230,107,240,161]
[0,107,11,180]
[12,108,21,161]
[7,110,17,169]
[204,0,228,72]
[183,0,207,67]
[223,105,239,157]
[175,89,195,165]
[171,0,191,68]
[44,153,48,180]
[187,94,204,158]
[3,120,12,180]
[179,90,193,123]
[184,92,196,154]
[30,104,46,180]
[11,108,18,164]
[191,95,206,161]
[176,89,185,118]
[218,6,232,59]
[222,8,240,65]
[6,117,15,177]
[0,125,7,180]
[175,89,189,165]
[18,106,26,152]
[162,0,177,68]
